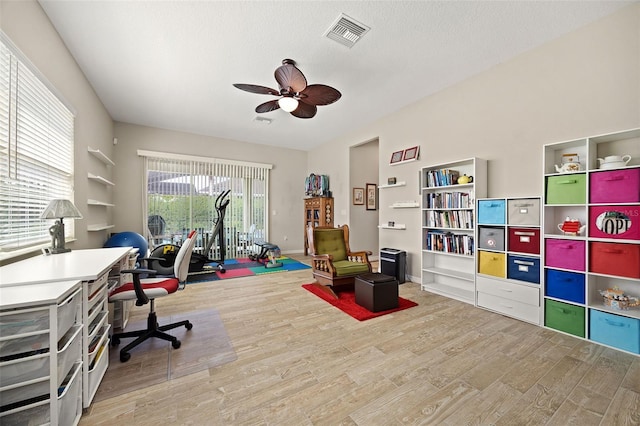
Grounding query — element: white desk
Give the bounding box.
[0,247,133,414]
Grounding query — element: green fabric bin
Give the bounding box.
[545,299,585,337]
[546,174,586,204]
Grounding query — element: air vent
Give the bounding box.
[324,14,370,48]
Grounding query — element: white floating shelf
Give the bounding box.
[87,224,115,232]
[378,182,406,189]
[390,158,418,166]
[378,224,406,230]
[390,202,419,208]
[88,173,115,186]
[88,147,115,166]
[87,199,115,207]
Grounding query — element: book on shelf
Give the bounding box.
[424,169,460,187]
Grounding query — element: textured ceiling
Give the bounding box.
[38,1,634,151]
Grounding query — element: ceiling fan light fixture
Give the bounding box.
[278,97,298,112]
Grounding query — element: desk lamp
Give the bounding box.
[40,199,83,254]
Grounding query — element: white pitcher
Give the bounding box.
[597,155,631,169]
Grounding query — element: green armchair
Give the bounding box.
[308,224,372,295]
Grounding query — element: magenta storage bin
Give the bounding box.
[545,239,586,271]
[589,205,640,240]
[590,169,640,204]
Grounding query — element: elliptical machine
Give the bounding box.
[148,190,230,275]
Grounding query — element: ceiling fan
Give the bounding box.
[233,59,341,119]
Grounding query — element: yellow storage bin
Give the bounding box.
[478,251,506,278]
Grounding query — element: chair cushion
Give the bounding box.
[333,260,370,276]
[314,228,347,261]
[109,277,179,302]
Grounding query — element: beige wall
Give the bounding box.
[1,0,116,263]
[112,122,308,253]
[309,3,640,281]
[349,139,379,258]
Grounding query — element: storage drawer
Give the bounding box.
[545,299,585,337]
[0,333,50,360]
[0,308,49,337]
[589,205,640,240]
[508,227,540,254]
[478,226,505,251]
[87,272,109,301]
[58,362,82,426]
[507,198,540,226]
[590,310,640,354]
[0,399,49,425]
[478,199,506,224]
[478,251,506,278]
[545,269,585,304]
[476,276,540,306]
[545,239,586,271]
[0,376,49,409]
[546,174,586,204]
[57,326,82,388]
[590,241,640,279]
[590,168,640,204]
[477,292,540,324]
[507,255,540,284]
[0,353,48,388]
[57,288,80,338]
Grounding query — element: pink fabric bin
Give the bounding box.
[589,205,640,240]
[590,169,640,204]
[545,239,586,272]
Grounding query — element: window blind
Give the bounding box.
[0,36,75,253]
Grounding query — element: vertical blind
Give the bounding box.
[141,151,271,260]
[0,35,75,253]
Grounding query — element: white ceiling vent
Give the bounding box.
[324,14,370,48]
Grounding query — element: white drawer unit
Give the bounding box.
[476,276,541,324]
[0,281,83,426]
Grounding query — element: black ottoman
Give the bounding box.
[355,273,399,312]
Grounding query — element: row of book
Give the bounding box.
[425,231,474,255]
[423,191,474,209]
[424,210,474,229]
[423,169,460,187]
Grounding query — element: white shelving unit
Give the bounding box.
[87,224,115,232]
[420,158,487,305]
[87,173,114,187]
[87,199,115,207]
[542,128,640,355]
[87,147,115,232]
[379,224,406,230]
[88,147,115,167]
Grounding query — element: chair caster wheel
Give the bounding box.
[120,352,131,362]
[172,340,181,349]
[185,322,193,330]
[111,337,120,346]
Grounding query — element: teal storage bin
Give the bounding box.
[545,299,585,337]
[590,309,640,354]
[546,174,586,204]
[478,199,506,224]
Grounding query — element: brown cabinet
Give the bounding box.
[304,197,334,255]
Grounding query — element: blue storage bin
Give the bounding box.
[545,269,585,304]
[478,199,506,225]
[507,254,540,284]
[590,309,640,354]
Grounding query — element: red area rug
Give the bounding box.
[302,284,418,321]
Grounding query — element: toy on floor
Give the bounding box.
[265,246,283,268]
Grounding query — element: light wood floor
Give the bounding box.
[80,255,640,425]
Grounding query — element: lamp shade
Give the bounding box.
[278,97,299,112]
[40,199,83,219]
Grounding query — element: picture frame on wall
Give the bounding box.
[403,145,420,161]
[390,150,404,164]
[353,187,364,205]
[366,183,377,211]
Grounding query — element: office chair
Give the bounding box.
[108,230,197,362]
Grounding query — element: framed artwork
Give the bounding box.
[390,150,404,164]
[353,187,364,205]
[403,145,420,161]
[366,183,377,211]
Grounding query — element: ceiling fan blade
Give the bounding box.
[275,63,307,93]
[290,102,316,119]
[255,99,280,113]
[233,84,280,96]
[299,84,342,106]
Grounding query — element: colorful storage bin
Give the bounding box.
[507,255,540,284]
[590,168,640,204]
[589,241,640,279]
[478,251,506,278]
[545,299,585,337]
[478,227,505,251]
[507,198,540,226]
[589,205,640,240]
[545,239,586,271]
[508,227,540,254]
[546,174,586,204]
[590,309,640,354]
[545,269,585,304]
[478,199,506,224]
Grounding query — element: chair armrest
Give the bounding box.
[310,253,336,274]
[120,268,155,306]
[121,268,157,275]
[347,251,371,264]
